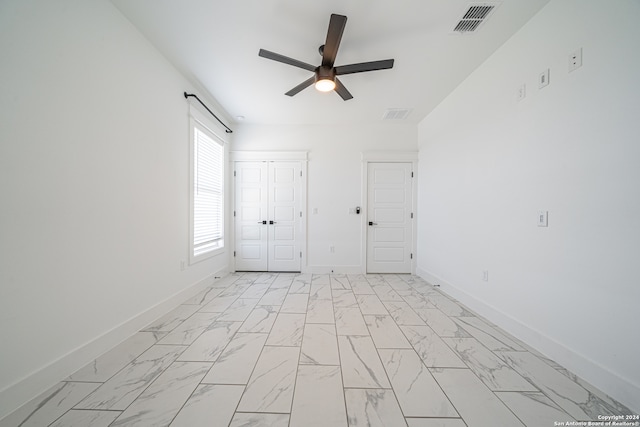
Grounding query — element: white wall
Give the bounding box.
[417,0,640,411]
[232,123,417,273]
[0,0,231,417]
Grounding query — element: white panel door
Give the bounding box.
[234,162,268,271]
[268,162,301,272]
[234,161,301,272]
[367,162,413,273]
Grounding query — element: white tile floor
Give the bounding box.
[1,273,633,427]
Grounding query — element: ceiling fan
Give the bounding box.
[258,13,394,101]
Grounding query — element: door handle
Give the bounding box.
[258,220,267,224]
[368,221,378,226]
[269,220,277,224]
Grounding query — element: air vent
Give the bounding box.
[382,108,412,120]
[453,4,497,33]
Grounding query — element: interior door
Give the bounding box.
[267,162,301,272]
[235,162,268,271]
[366,162,413,273]
[234,161,301,272]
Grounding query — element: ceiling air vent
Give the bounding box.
[382,108,412,120]
[453,4,497,33]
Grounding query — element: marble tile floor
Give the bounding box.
[1,273,634,427]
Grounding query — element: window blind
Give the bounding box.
[193,125,224,256]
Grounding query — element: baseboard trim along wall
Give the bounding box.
[416,267,640,413]
[0,269,230,420]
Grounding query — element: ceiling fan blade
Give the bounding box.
[322,14,347,68]
[259,49,317,72]
[334,77,353,101]
[334,59,395,75]
[285,76,316,96]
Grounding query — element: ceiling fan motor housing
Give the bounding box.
[316,65,335,83]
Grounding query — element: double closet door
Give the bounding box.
[234,161,302,272]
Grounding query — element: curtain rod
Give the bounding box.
[183,92,233,134]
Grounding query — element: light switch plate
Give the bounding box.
[537,210,548,227]
[539,69,550,89]
[517,84,526,101]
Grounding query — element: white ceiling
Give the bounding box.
[111,0,551,126]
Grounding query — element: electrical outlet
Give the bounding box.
[517,84,526,101]
[330,245,335,253]
[569,48,582,72]
[180,260,186,271]
[538,69,550,89]
[482,270,489,282]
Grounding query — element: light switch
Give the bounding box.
[538,69,550,89]
[537,210,548,227]
[517,84,526,101]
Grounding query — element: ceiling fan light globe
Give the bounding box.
[315,78,336,92]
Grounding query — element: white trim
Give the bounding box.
[362,151,419,162]
[231,151,308,162]
[416,267,640,413]
[0,270,230,421]
[361,152,418,274]
[299,160,308,272]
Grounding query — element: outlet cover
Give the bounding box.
[569,48,583,72]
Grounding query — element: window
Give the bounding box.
[190,113,225,263]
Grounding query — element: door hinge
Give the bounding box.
[300,170,303,177]
[233,251,236,257]
[234,210,236,217]
[410,253,413,259]
[300,251,302,258]
[300,211,302,218]
[410,212,413,219]
[234,170,236,177]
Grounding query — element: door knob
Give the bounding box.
[368,221,378,226]
[269,220,277,224]
[257,220,267,224]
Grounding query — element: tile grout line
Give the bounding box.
[3,273,633,427]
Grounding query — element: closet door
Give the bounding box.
[234,162,268,271]
[267,162,301,272]
[234,161,302,272]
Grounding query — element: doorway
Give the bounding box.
[364,157,416,274]
[233,156,306,272]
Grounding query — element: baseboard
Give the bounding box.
[0,269,228,420]
[416,267,640,413]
